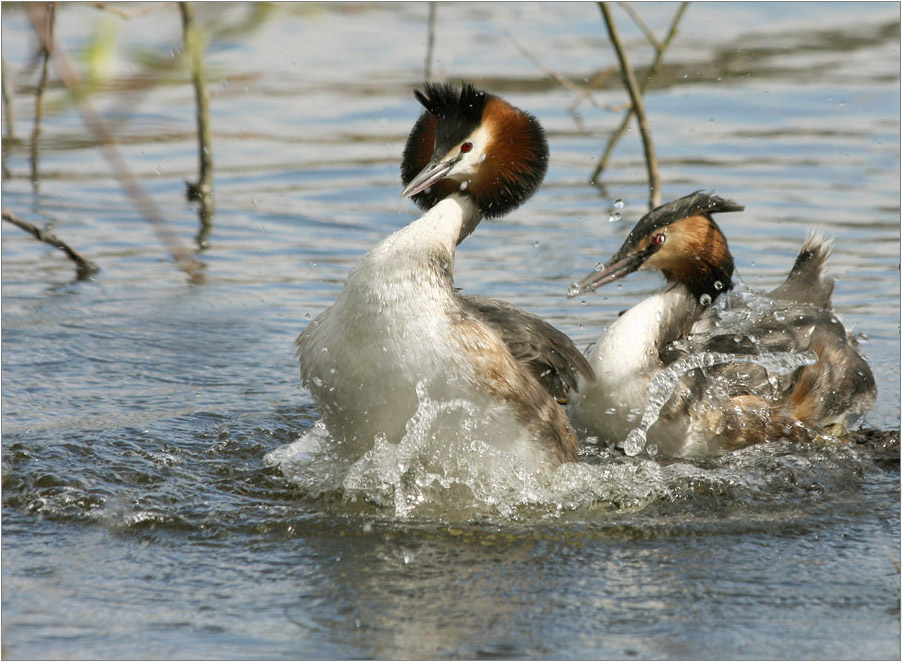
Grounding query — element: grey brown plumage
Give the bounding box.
[459,294,595,404]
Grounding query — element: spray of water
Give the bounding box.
[622,349,819,457]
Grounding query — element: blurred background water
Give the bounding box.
[2,2,899,659]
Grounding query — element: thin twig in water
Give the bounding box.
[3,209,100,278]
[505,30,609,113]
[424,3,436,82]
[598,1,661,209]
[26,2,203,282]
[566,66,618,132]
[30,3,54,196]
[2,56,14,139]
[591,2,688,185]
[180,1,214,248]
[616,1,662,51]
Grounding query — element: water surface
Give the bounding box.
[2,2,899,659]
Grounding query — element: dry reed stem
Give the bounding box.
[2,56,14,139]
[591,2,688,186]
[29,3,54,195]
[26,2,204,282]
[180,1,215,248]
[425,3,437,82]
[599,1,661,209]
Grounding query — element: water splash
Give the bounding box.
[266,383,680,519]
[622,349,819,456]
[264,356,872,522]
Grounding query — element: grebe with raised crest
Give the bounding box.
[297,83,593,472]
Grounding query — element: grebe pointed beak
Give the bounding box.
[401,154,462,198]
[569,249,649,297]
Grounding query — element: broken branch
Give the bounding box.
[3,209,99,278]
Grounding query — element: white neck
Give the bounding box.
[371,194,479,260]
[570,283,700,442]
[593,284,698,378]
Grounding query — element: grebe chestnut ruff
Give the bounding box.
[568,192,876,458]
[297,83,593,473]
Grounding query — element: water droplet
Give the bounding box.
[613,198,624,209]
[567,283,581,297]
[607,212,621,223]
[699,293,712,306]
[623,429,646,456]
[713,280,724,291]
[534,241,540,248]
[155,165,164,175]
[774,311,786,322]
[459,180,468,191]
[304,313,311,320]
[594,261,605,271]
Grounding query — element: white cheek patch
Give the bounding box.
[451,124,492,176]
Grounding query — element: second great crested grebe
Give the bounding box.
[568,191,876,458]
[297,83,593,471]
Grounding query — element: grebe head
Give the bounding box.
[572,191,744,302]
[400,83,548,224]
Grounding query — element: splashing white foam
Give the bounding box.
[621,349,819,457]
[266,339,860,521]
[265,381,688,519]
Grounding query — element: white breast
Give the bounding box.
[297,196,551,471]
[569,285,706,454]
[569,292,666,443]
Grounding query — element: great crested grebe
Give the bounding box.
[297,83,593,471]
[568,191,876,458]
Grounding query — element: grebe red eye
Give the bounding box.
[460,141,473,153]
[652,233,666,246]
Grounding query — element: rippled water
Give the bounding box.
[2,3,899,659]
